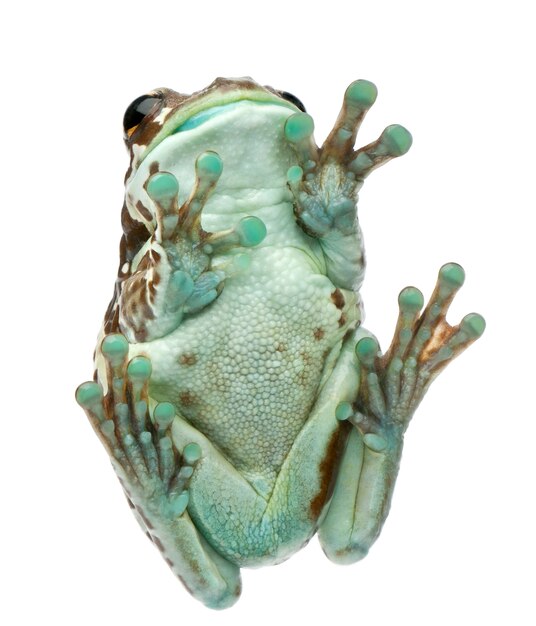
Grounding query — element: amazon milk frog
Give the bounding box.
[76,77,485,609]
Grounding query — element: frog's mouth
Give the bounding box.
[134,90,300,170]
[170,100,295,135]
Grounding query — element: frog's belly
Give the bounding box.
[132,247,354,492]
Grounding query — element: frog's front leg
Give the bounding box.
[319,264,485,563]
[76,334,241,609]
[285,80,412,291]
[119,151,266,342]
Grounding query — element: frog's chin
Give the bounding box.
[170,99,293,135]
[127,100,297,226]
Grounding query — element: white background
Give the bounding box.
[2,1,534,624]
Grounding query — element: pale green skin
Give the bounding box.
[80,78,484,609]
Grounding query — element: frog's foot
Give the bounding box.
[351,263,485,439]
[284,80,412,289]
[119,151,267,342]
[76,334,241,608]
[320,266,484,564]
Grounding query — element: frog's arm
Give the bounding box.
[285,80,411,291]
[118,152,266,343]
[76,335,241,610]
[318,265,485,562]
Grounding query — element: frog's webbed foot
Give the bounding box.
[350,263,485,439]
[284,80,411,290]
[319,265,484,564]
[119,151,267,342]
[76,334,241,609]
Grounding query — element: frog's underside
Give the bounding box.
[77,77,484,609]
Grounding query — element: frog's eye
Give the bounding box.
[278,91,306,112]
[123,94,163,138]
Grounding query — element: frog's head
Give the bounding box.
[119,77,304,257]
[123,77,305,169]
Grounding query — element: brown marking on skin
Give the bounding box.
[136,505,154,530]
[179,353,198,366]
[178,574,194,595]
[300,351,312,365]
[420,321,453,362]
[133,120,164,150]
[209,77,260,93]
[313,327,325,341]
[343,327,357,343]
[149,161,160,175]
[165,557,175,568]
[103,203,152,333]
[137,253,152,271]
[124,164,133,184]
[179,391,197,407]
[142,299,155,321]
[135,327,148,342]
[153,536,165,552]
[322,348,331,360]
[331,288,345,310]
[338,313,347,328]
[295,351,313,387]
[136,200,153,222]
[309,423,350,520]
[146,531,154,542]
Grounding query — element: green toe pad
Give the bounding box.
[355,337,380,367]
[380,125,413,157]
[76,382,103,409]
[147,172,179,201]
[460,313,486,339]
[439,262,465,288]
[398,286,424,312]
[345,80,378,107]
[285,113,315,143]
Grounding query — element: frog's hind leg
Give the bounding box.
[319,264,485,563]
[285,80,412,291]
[76,334,241,609]
[118,152,267,343]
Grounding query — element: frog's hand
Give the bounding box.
[118,152,266,343]
[285,80,411,290]
[76,334,241,609]
[319,264,485,563]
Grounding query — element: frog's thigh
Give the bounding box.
[170,415,270,560]
[318,329,402,564]
[170,332,364,564]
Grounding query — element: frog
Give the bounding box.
[76,77,485,609]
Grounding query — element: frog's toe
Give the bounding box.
[130,154,267,339]
[343,265,484,434]
[76,334,202,516]
[146,151,223,243]
[349,123,412,179]
[322,79,378,159]
[284,112,319,174]
[365,264,485,427]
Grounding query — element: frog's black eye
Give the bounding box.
[278,91,306,112]
[123,94,163,138]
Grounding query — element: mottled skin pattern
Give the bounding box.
[77,77,484,609]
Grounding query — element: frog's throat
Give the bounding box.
[134,94,299,171]
[126,101,298,231]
